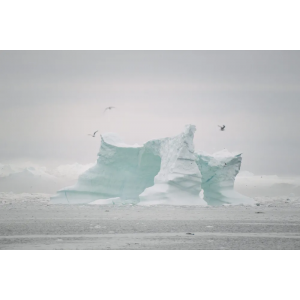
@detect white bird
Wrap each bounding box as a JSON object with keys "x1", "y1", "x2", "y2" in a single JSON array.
[
  {"x1": 104, "y1": 106, "x2": 116, "y2": 112},
  {"x1": 88, "y1": 130, "x2": 98, "y2": 137},
  {"x1": 218, "y1": 125, "x2": 225, "y2": 131}
]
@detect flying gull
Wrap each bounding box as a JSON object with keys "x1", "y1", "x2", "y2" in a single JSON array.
[
  {"x1": 88, "y1": 130, "x2": 98, "y2": 137},
  {"x1": 218, "y1": 125, "x2": 225, "y2": 131}
]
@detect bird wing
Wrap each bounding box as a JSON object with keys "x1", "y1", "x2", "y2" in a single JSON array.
[{"x1": 94, "y1": 130, "x2": 98, "y2": 135}]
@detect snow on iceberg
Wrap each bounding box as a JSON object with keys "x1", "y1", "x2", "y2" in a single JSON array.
[{"x1": 50, "y1": 125, "x2": 254, "y2": 206}]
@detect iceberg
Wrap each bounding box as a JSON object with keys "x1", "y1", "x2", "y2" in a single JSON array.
[
  {"x1": 196, "y1": 150, "x2": 254, "y2": 205},
  {"x1": 50, "y1": 125, "x2": 254, "y2": 206}
]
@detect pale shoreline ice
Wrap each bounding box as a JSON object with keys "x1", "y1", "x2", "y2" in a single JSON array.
[
  {"x1": 0, "y1": 192, "x2": 300, "y2": 250},
  {"x1": 1, "y1": 192, "x2": 299, "y2": 207}
]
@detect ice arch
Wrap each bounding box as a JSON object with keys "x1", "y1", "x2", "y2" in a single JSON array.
[{"x1": 50, "y1": 125, "x2": 254, "y2": 206}]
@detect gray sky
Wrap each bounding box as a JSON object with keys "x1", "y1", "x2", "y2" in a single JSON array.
[{"x1": 0, "y1": 51, "x2": 299, "y2": 175}]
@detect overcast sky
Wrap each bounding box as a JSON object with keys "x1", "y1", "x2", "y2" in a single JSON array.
[{"x1": 0, "y1": 51, "x2": 299, "y2": 175}]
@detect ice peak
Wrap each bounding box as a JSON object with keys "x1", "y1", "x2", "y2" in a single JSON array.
[{"x1": 183, "y1": 124, "x2": 196, "y2": 136}]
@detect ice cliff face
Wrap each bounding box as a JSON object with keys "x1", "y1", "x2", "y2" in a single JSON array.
[
  {"x1": 50, "y1": 125, "x2": 254, "y2": 206},
  {"x1": 140, "y1": 125, "x2": 206, "y2": 205},
  {"x1": 196, "y1": 150, "x2": 254, "y2": 205},
  {"x1": 51, "y1": 133, "x2": 162, "y2": 204}
]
